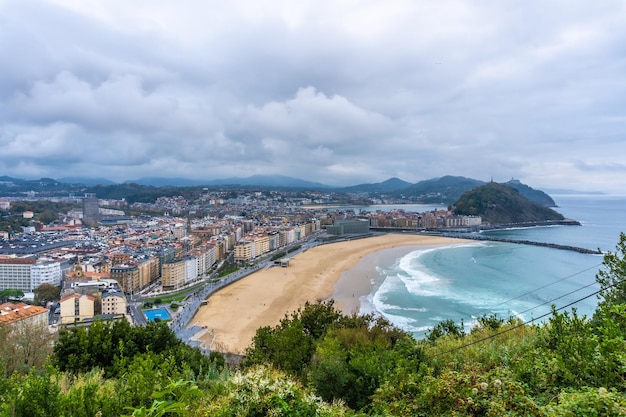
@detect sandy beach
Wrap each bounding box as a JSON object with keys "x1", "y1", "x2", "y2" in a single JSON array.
[{"x1": 191, "y1": 234, "x2": 469, "y2": 354}]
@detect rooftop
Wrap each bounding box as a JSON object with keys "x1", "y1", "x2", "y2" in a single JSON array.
[{"x1": 0, "y1": 301, "x2": 48, "y2": 325}]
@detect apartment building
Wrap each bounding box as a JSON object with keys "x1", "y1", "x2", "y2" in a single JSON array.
[
  {"x1": 60, "y1": 293, "x2": 95, "y2": 324},
  {"x1": 136, "y1": 257, "x2": 159, "y2": 289},
  {"x1": 234, "y1": 240, "x2": 254, "y2": 262},
  {"x1": 0, "y1": 257, "x2": 36, "y2": 292},
  {"x1": 253, "y1": 233, "x2": 270, "y2": 258},
  {"x1": 191, "y1": 244, "x2": 216, "y2": 277},
  {"x1": 0, "y1": 302, "x2": 48, "y2": 329},
  {"x1": 183, "y1": 256, "x2": 198, "y2": 283},
  {"x1": 268, "y1": 232, "x2": 280, "y2": 251},
  {"x1": 161, "y1": 258, "x2": 186, "y2": 291},
  {"x1": 279, "y1": 228, "x2": 296, "y2": 247},
  {"x1": 101, "y1": 290, "x2": 127, "y2": 316},
  {"x1": 31, "y1": 259, "x2": 62, "y2": 288},
  {"x1": 110, "y1": 264, "x2": 140, "y2": 295}
]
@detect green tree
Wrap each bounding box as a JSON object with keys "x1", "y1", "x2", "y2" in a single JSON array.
[
  {"x1": 53, "y1": 319, "x2": 217, "y2": 379},
  {"x1": 595, "y1": 232, "x2": 626, "y2": 312},
  {"x1": 426, "y1": 318, "x2": 465, "y2": 342},
  {"x1": 33, "y1": 283, "x2": 61, "y2": 305},
  {"x1": 0, "y1": 289, "x2": 24, "y2": 302},
  {"x1": 309, "y1": 319, "x2": 420, "y2": 411},
  {"x1": 2, "y1": 370, "x2": 62, "y2": 417},
  {"x1": 244, "y1": 300, "x2": 342, "y2": 377}
]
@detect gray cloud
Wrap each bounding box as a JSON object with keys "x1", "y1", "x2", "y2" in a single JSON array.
[{"x1": 0, "y1": 0, "x2": 625, "y2": 192}]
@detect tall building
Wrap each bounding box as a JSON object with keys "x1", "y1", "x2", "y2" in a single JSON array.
[
  {"x1": 110, "y1": 264, "x2": 140, "y2": 295},
  {"x1": 161, "y1": 259, "x2": 185, "y2": 291},
  {"x1": 82, "y1": 193, "x2": 100, "y2": 226},
  {"x1": 0, "y1": 257, "x2": 36, "y2": 292},
  {"x1": 101, "y1": 290, "x2": 127, "y2": 316},
  {"x1": 31, "y1": 259, "x2": 62, "y2": 288}
]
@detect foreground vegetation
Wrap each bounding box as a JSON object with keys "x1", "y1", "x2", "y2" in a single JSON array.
[{"x1": 2, "y1": 234, "x2": 626, "y2": 415}]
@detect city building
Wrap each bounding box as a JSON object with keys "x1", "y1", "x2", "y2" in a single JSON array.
[
  {"x1": 110, "y1": 264, "x2": 140, "y2": 295},
  {"x1": 82, "y1": 193, "x2": 100, "y2": 226},
  {"x1": 234, "y1": 240, "x2": 254, "y2": 262},
  {"x1": 161, "y1": 259, "x2": 186, "y2": 291},
  {"x1": 59, "y1": 293, "x2": 95, "y2": 324},
  {"x1": 101, "y1": 290, "x2": 127, "y2": 316},
  {"x1": 183, "y1": 255, "x2": 198, "y2": 283},
  {"x1": 0, "y1": 302, "x2": 48, "y2": 329},
  {"x1": 0, "y1": 257, "x2": 36, "y2": 292},
  {"x1": 31, "y1": 259, "x2": 62, "y2": 288}
]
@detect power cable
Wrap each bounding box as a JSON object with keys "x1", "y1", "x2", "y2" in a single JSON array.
[
  {"x1": 493, "y1": 263, "x2": 602, "y2": 308},
  {"x1": 424, "y1": 263, "x2": 603, "y2": 333},
  {"x1": 427, "y1": 278, "x2": 621, "y2": 359},
  {"x1": 516, "y1": 279, "x2": 599, "y2": 317}
]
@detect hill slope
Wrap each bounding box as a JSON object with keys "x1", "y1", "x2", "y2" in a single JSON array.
[
  {"x1": 339, "y1": 177, "x2": 413, "y2": 193},
  {"x1": 400, "y1": 175, "x2": 486, "y2": 203},
  {"x1": 453, "y1": 182, "x2": 564, "y2": 224},
  {"x1": 504, "y1": 179, "x2": 557, "y2": 207}
]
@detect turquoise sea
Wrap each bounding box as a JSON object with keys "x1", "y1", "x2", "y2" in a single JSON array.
[{"x1": 358, "y1": 195, "x2": 626, "y2": 339}]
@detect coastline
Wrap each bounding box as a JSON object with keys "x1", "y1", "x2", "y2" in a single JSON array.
[
  {"x1": 191, "y1": 234, "x2": 470, "y2": 354},
  {"x1": 332, "y1": 245, "x2": 431, "y2": 316}
]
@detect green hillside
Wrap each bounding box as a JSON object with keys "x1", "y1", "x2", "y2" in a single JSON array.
[
  {"x1": 400, "y1": 175, "x2": 485, "y2": 203},
  {"x1": 454, "y1": 182, "x2": 564, "y2": 224},
  {"x1": 504, "y1": 179, "x2": 557, "y2": 207}
]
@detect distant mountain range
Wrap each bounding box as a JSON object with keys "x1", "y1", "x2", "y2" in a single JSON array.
[
  {"x1": 0, "y1": 174, "x2": 586, "y2": 206},
  {"x1": 123, "y1": 175, "x2": 331, "y2": 189},
  {"x1": 58, "y1": 177, "x2": 118, "y2": 186}
]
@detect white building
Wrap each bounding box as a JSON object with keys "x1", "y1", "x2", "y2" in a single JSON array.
[
  {"x1": 184, "y1": 256, "x2": 199, "y2": 283},
  {"x1": 0, "y1": 257, "x2": 36, "y2": 292},
  {"x1": 31, "y1": 259, "x2": 62, "y2": 288}
]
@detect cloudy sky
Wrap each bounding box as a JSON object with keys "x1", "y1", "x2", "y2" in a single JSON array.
[{"x1": 1, "y1": 1, "x2": 625, "y2": 193}]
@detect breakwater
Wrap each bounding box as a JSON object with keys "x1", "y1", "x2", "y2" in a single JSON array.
[
  {"x1": 442, "y1": 233, "x2": 602, "y2": 255},
  {"x1": 478, "y1": 219, "x2": 582, "y2": 229},
  {"x1": 443, "y1": 219, "x2": 602, "y2": 255},
  {"x1": 378, "y1": 219, "x2": 602, "y2": 255}
]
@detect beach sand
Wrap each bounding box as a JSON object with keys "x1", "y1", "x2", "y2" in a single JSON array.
[{"x1": 191, "y1": 234, "x2": 469, "y2": 354}]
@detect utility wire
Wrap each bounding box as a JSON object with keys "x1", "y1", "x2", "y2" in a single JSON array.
[
  {"x1": 427, "y1": 279, "x2": 620, "y2": 359},
  {"x1": 516, "y1": 279, "x2": 599, "y2": 316},
  {"x1": 493, "y1": 263, "x2": 602, "y2": 308},
  {"x1": 433, "y1": 263, "x2": 603, "y2": 331}
]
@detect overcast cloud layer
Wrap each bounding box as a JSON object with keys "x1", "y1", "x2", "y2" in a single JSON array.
[{"x1": 1, "y1": 0, "x2": 625, "y2": 193}]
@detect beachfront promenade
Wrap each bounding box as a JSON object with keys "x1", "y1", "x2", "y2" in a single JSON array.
[
  {"x1": 166, "y1": 240, "x2": 321, "y2": 353},
  {"x1": 168, "y1": 264, "x2": 263, "y2": 353}
]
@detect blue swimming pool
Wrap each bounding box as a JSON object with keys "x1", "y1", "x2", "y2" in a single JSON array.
[{"x1": 144, "y1": 308, "x2": 172, "y2": 322}]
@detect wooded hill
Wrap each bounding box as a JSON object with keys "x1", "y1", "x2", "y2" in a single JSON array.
[{"x1": 453, "y1": 182, "x2": 565, "y2": 225}]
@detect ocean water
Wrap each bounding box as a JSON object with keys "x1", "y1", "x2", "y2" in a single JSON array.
[{"x1": 361, "y1": 195, "x2": 626, "y2": 339}]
